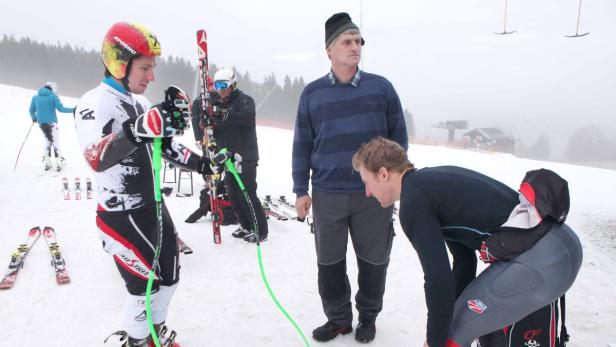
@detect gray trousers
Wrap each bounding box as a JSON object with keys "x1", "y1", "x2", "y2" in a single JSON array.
[
  {"x1": 449, "y1": 223, "x2": 583, "y2": 346},
  {"x1": 312, "y1": 191, "x2": 394, "y2": 325}
]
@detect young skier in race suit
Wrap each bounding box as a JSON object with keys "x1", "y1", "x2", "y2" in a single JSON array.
[{"x1": 74, "y1": 22, "x2": 236, "y2": 347}]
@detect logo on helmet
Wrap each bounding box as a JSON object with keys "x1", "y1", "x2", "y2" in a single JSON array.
[{"x1": 113, "y1": 36, "x2": 137, "y2": 55}]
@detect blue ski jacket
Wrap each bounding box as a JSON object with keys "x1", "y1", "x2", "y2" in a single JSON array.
[{"x1": 29, "y1": 87, "x2": 75, "y2": 124}]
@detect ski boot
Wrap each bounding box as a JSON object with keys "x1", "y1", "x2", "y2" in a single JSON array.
[
  {"x1": 104, "y1": 331, "x2": 150, "y2": 347},
  {"x1": 152, "y1": 323, "x2": 180, "y2": 347},
  {"x1": 104, "y1": 325, "x2": 180, "y2": 347},
  {"x1": 43, "y1": 156, "x2": 53, "y2": 171},
  {"x1": 231, "y1": 227, "x2": 250, "y2": 238},
  {"x1": 56, "y1": 157, "x2": 66, "y2": 172},
  {"x1": 243, "y1": 232, "x2": 267, "y2": 243}
]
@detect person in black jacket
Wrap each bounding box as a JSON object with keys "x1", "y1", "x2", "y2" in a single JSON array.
[
  {"x1": 351, "y1": 137, "x2": 582, "y2": 347},
  {"x1": 192, "y1": 68, "x2": 268, "y2": 242}
]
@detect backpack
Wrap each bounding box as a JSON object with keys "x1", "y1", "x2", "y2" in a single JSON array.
[
  {"x1": 484, "y1": 169, "x2": 570, "y2": 260},
  {"x1": 478, "y1": 296, "x2": 569, "y2": 347},
  {"x1": 217, "y1": 196, "x2": 238, "y2": 226},
  {"x1": 198, "y1": 183, "x2": 239, "y2": 226},
  {"x1": 479, "y1": 169, "x2": 571, "y2": 347}
]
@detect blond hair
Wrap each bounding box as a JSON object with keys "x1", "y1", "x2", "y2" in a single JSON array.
[{"x1": 352, "y1": 137, "x2": 414, "y2": 174}]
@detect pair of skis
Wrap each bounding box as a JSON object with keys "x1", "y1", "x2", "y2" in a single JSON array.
[
  {"x1": 62, "y1": 177, "x2": 93, "y2": 200},
  {"x1": 38, "y1": 160, "x2": 66, "y2": 177},
  {"x1": 262, "y1": 195, "x2": 295, "y2": 221},
  {"x1": 262, "y1": 195, "x2": 314, "y2": 225},
  {"x1": 0, "y1": 226, "x2": 70, "y2": 289}
]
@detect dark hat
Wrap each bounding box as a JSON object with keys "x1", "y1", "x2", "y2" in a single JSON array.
[{"x1": 325, "y1": 12, "x2": 365, "y2": 48}]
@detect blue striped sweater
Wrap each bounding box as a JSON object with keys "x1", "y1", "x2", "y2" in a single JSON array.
[{"x1": 292, "y1": 70, "x2": 408, "y2": 196}]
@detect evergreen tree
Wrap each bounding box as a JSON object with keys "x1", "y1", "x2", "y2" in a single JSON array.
[
  {"x1": 0, "y1": 35, "x2": 306, "y2": 129},
  {"x1": 527, "y1": 134, "x2": 551, "y2": 160},
  {"x1": 403, "y1": 108, "x2": 416, "y2": 139},
  {"x1": 565, "y1": 126, "x2": 610, "y2": 163}
]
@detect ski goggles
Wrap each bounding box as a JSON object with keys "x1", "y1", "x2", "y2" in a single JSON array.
[{"x1": 214, "y1": 80, "x2": 231, "y2": 91}]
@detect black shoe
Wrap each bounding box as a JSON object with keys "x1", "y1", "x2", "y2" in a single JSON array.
[
  {"x1": 243, "y1": 232, "x2": 268, "y2": 243},
  {"x1": 312, "y1": 320, "x2": 352, "y2": 342},
  {"x1": 185, "y1": 209, "x2": 204, "y2": 223},
  {"x1": 232, "y1": 227, "x2": 250, "y2": 238},
  {"x1": 355, "y1": 320, "x2": 376, "y2": 343}
]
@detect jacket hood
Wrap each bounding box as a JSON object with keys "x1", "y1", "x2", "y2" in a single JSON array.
[{"x1": 37, "y1": 87, "x2": 53, "y2": 96}]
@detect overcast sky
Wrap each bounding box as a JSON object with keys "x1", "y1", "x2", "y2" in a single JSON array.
[{"x1": 1, "y1": 0, "x2": 615, "y2": 153}]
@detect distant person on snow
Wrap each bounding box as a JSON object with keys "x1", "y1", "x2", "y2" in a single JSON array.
[
  {"x1": 28, "y1": 81, "x2": 75, "y2": 171},
  {"x1": 351, "y1": 137, "x2": 583, "y2": 347},
  {"x1": 192, "y1": 68, "x2": 268, "y2": 243},
  {"x1": 74, "y1": 22, "x2": 237, "y2": 347}
]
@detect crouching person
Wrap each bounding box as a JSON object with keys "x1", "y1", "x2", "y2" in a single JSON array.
[{"x1": 351, "y1": 137, "x2": 582, "y2": 347}]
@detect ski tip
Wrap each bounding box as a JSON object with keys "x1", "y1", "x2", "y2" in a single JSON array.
[
  {"x1": 28, "y1": 226, "x2": 42, "y2": 236},
  {"x1": 56, "y1": 277, "x2": 71, "y2": 285}
]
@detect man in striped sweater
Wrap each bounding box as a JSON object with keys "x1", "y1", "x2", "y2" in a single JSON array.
[{"x1": 292, "y1": 12, "x2": 408, "y2": 344}]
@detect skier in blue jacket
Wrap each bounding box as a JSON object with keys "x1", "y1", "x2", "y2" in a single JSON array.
[{"x1": 29, "y1": 82, "x2": 75, "y2": 171}]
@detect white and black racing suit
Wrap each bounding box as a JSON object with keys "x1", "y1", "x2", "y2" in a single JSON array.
[{"x1": 75, "y1": 77, "x2": 203, "y2": 339}]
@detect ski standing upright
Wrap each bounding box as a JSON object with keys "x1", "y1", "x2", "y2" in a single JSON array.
[
  {"x1": 196, "y1": 29, "x2": 222, "y2": 244},
  {"x1": 86, "y1": 177, "x2": 93, "y2": 199},
  {"x1": 74, "y1": 177, "x2": 82, "y2": 200},
  {"x1": 62, "y1": 177, "x2": 70, "y2": 200}
]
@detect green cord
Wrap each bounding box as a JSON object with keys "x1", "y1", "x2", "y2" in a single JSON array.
[
  {"x1": 146, "y1": 137, "x2": 163, "y2": 347},
  {"x1": 257, "y1": 245, "x2": 311, "y2": 347},
  {"x1": 222, "y1": 148, "x2": 310, "y2": 347}
]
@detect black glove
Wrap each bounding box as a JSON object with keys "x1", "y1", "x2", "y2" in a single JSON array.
[
  {"x1": 211, "y1": 105, "x2": 230, "y2": 120},
  {"x1": 122, "y1": 86, "x2": 191, "y2": 146},
  {"x1": 212, "y1": 150, "x2": 242, "y2": 174},
  {"x1": 197, "y1": 155, "x2": 214, "y2": 177}
]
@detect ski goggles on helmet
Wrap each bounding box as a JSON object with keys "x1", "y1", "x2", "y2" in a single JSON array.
[{"x1": 214, "y1": 80, "x2": 231, "y2": 91}]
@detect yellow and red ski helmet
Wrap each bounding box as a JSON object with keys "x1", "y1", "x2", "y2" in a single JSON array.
[{"x1": 101, "y1": 22, "x2": 161, "y2": 79}]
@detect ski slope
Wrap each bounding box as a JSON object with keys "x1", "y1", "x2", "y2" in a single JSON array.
[{"x1": 0, "y1": 84, "x2": 615, "y2": 346}]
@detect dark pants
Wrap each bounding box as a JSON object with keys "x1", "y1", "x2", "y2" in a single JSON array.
[
  {"x1": 224, "y1": 160, "x2": 268, "y2": 237},
  {"x1": 449, "y1": 223, "x2": 583, "y2": 346},
  {"x1": 312, "y1": 191, "x2": 394, "y2": 325},
  {"x1": 96, "y1": 203, "x2": 180, "y2": 295},
  {"x1": 39, "y1": 123, "x2": 60, "y2": 157}
]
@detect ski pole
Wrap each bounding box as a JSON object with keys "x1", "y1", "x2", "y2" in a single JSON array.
[
  {"x1": 13, "y1": 122, "x2": 35, "y2": 172},
  {"x1": 220, "y1": 148, "x2": 311, "y2": 347},
  {"x1": 146, "y1": 137, "x2": 164, "y2": 347}
]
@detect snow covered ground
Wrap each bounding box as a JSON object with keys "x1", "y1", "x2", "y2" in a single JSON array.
[{"x1": 0, "y1": 84, "x2": 614, "y2": 346}]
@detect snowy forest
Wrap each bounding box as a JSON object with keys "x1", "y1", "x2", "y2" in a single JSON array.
[
  {"x1": 0, "y1": 34, "x2": 300, "y2": 127},
  {"x1": 1, "y1": 34, "x2": 615, "y2": 168},
  {"x1": 0, "y1": 35, "x2": 418, "y2": 133}
]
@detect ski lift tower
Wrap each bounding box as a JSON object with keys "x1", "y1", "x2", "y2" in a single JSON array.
[{"x1": 433, "y1": 120, "x2": 469, "y2": 143}]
